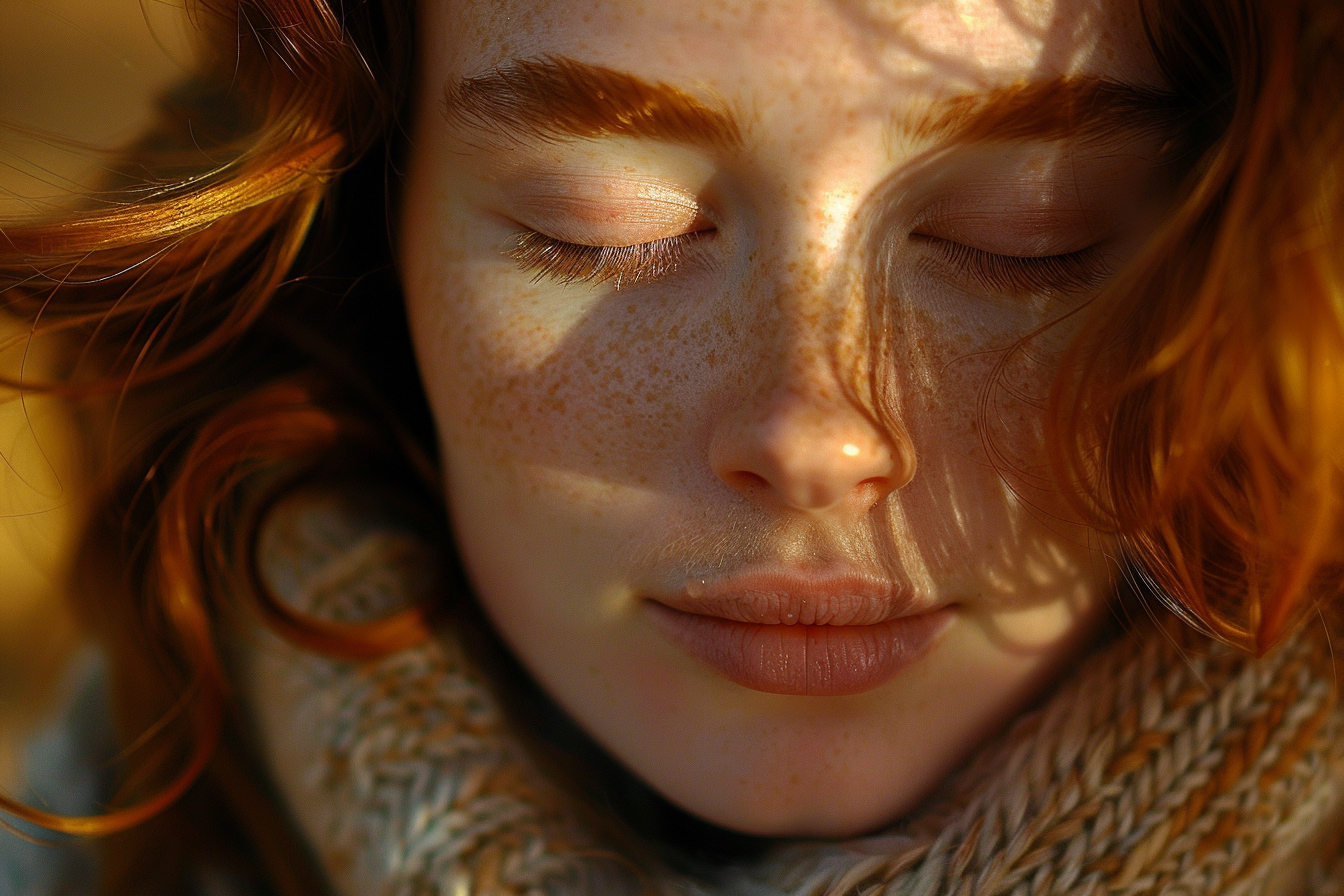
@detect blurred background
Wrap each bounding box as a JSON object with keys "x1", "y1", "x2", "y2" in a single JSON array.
[
  {"x1": 0, "y1": 0, "x2": 191, "y2": 217},
  {"x1": 0, "y1": 0, "x2": 191, "y2": 791}
]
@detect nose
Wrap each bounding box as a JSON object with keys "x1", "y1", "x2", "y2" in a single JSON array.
[{"x1": 709, "y1": 381, "x2": 915, "y2": 514}]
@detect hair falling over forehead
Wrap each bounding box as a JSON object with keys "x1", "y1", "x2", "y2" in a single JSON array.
[{"x1": 0, "y1": 0, "x2": 1341, "y2": 875}]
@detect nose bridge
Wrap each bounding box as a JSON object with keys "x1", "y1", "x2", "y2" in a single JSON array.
[
  {"x1": 750, "y1": 203, "x2": 874, "y2": 421},
  {"x1": 764, "y1": 256, "x2": 886, "y2": 455},
  {"x1": 710, "y1": 225, "x2": 913, "y2": 514},
  {"x1": 758, "y1": 295, "x2": 863, "y2": 422}
]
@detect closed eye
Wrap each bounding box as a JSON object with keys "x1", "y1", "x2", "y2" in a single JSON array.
[
  {"x1": 913, "y1": 234, "x2": 1115, "y2": 297},
  {"x1": 507, "y1": 228, "x2": 715, "y2": 290},
  {"x1": 507, "y1": 229, "x2": 1112, "y2": 296}
]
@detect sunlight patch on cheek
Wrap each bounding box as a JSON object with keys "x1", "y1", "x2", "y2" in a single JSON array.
[
  {"x1": 945, "y1": 475, "x2": 1103, "y2": 598},
  {"x1": 1018, "y1": 538, "x2": 1086, "y2": 589},
  {"x1": 447, "y1": 465, "x2": 674, "y2": 633},
  {"x1": 971, "y1": 581, "x2": 1099, "y2": 652},
  {"x1": 427, "y1": 273, "x2": 606, "y2": 450},
  {"x1": 460, "y1": 275, "x2": 592, "y2": 363},
  {"x1": 510, "y1": 459, "x2": 670, "y2": 514},
  {"x1": 452, "y1": 453, "x2": 676, "y2": 566},
  {"x1": 591, "y1": 581, "x2": 640, "y2": 625}
]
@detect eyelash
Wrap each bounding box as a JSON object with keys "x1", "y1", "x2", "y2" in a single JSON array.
[
  {"x1": 508, "y1": 229, "x2": 711, "y2": 290},
  {"x1": 506, "y1": 229, "x2": 1114, "y2": 297},
  {"x1": 914, "y1": 235, "x2": 1114, "y2": 297}
]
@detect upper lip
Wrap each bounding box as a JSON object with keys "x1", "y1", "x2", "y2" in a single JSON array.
[{"x1": 650, "y1": 568, "x2": 926, "y2": 626}]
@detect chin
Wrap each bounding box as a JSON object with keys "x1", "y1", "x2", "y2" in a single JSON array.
[
  {"x1": 649, "y1": 753, "x2": 943, "y2": 840},
  {"x1": 684, "y1": 788, "x2": 923, "y2": 840}
]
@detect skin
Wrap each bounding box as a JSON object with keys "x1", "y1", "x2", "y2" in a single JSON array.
[{"x1": 400, "y1": 0, "x2": 1171, "y2": 837}]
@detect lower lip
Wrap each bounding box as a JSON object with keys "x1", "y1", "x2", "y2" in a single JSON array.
[{"x1": 646, "y1": 603, "x2": 954, "y2": 697}]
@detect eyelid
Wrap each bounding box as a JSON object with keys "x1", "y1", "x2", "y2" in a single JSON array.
[
  {"x1": 912, "y1": 234, "x2": 1114, "y2": 296},
  {"x1": 507, "y1": 228, "x2": 713, "y2": 290},
  {"x1": 504, "y1": 174, "x2": 704, "y2": 245},
  {"x1": 916, "y1": 196, "x2": 1113, "y2": 256}
]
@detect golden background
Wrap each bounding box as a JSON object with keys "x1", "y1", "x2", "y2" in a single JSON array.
[{"x1": 0, "y1": 0, "x2": 191, "y2": 786}]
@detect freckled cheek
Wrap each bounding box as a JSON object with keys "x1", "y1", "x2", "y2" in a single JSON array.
[
  {"x1": 886, "y1": 301, "x2": 1089, "y2": 569},
  {"x1": 897, "y1": 301, "x2": 1066, "y2": 466},
  {"x1": 421, "y1": 269, "x2": 729, "y2": 489}
]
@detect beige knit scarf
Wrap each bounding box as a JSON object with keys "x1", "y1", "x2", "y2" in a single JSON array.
[{"x1": 234, "y1": 491, "x2": 1344, "y2": 896}]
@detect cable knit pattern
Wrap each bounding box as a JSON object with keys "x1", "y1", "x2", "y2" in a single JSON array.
[
  {"x1": 235, "y1": 492, "x2": 642, "y2": 896},
  {"x1": 234, "y1": 491, "x2": 1344, "y2": 896}
]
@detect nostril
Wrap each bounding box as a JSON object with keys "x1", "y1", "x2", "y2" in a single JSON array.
[
  {"x1": 721, "y1": 469, "x2": 773, "y2": 499},
  {"x1": 708, "y1": 391, "x2": 916, "y2": 513},
  {"x1": 856, "y1": 475, "x2": 899, "y2": 509}
]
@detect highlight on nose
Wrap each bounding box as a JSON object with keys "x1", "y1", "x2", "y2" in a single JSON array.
[{"x1": 709, "y1": 398, "x2": 914, "y2": 513}]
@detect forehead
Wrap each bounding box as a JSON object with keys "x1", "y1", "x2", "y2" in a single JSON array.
[{"x1": 424, "y1": 0, "x2": 1158, "y2": 95}]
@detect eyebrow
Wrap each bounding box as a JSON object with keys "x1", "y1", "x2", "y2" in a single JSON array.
[
  {"x1": 443, "y1": 55, "x2": 742, "y2": 150},
  {"x1": 443, "y1": 56, "x2": 1188, "y2": 152},
  {"x1": 902, "y1": 76, "x2": 1190, "y2": 145}
]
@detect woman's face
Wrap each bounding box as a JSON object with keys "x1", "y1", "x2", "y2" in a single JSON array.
[{"x1": 401, "y1": 0, "x2": 1171, "y2": 837}]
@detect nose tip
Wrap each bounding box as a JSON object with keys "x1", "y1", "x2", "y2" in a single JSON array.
[{"x1": 710, "y1": 402, "x2": 914, "y2": 513}]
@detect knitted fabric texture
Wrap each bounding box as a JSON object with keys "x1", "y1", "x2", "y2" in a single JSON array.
[{"x1": 233, "y1": 492, "x2": 1344, "y2": 896}]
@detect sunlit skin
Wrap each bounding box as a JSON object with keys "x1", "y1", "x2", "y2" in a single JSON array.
[{"x1": 400, "y1": 0, "x2": 1174, "y2": 837}]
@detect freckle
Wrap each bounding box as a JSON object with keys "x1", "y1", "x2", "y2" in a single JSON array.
[{"x1": 790, "y1": 773, "x2": 800, "y2": 786}]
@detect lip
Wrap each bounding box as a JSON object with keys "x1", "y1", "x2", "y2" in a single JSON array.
[{"x1": 646, "y1": 569, "x2": 954, "y2": 697}]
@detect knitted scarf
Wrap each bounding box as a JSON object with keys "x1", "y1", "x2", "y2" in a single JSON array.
[{"x1": 233, "y1": 491, "x2": 1344, "y2": 896}]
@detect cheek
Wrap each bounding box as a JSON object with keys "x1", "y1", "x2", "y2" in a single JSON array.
[
  {"x1": 891, "y1": 293, "x2": 1067, "y2": 458},
  {"x1": 403, "y1": 216, "x2": 743, "y2": 500},
  {"x1": 874, "y1": 292, "x2": 1106, "y2": 600},
  {"x1": 421, "y1": 290, "x2": 710, "y2": 490}
]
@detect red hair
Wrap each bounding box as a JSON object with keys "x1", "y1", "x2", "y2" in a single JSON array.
[
  {"x1": 0, "y1": 1, "x2": 428, "y2": 885},
  {"x1": 1050, "y1": 0, "x2": 1344, "y2": 652},
  {"x1": 0, "y1": 0, "x2": 1340, "y2": 886}
]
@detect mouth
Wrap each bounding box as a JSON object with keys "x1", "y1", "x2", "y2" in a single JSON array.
[{"x1": 645, "y1": 569, "x2": 954, "y2": 697}]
